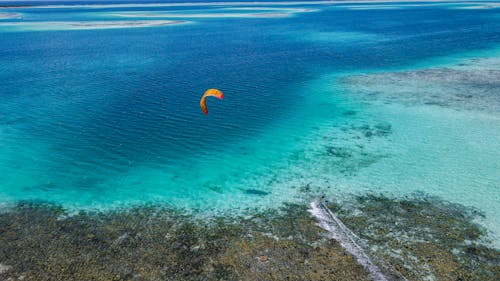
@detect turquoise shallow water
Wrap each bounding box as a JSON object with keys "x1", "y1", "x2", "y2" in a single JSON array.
[{"x1": 0, "y1": 1, "x2": 499, "y2": 243}]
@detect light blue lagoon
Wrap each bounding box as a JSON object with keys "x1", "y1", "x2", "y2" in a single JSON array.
[{"x1": 1, "y1": 1, "x2": 499, "y2": 246}]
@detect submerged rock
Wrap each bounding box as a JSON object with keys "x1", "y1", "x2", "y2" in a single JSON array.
[
  {"x1": 326, "y1": 146, "x2": 353, "y2": 158},
  {"x1": 244, "y1": 189, "x2": 270, "y2": 196},
  {"x1": 204, "y1": 182, "x2": 223, "y2": 193},
  {"x1": 343, "y1": 110, "x2": 357, "y2": 116},
  {"x1": 374, "y1": 122, "x2": 392, "y2": 136}
]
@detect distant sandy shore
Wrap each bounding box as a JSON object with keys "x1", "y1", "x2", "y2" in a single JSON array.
[{"x1": 0, "y1": 1, "x2": 482, "y2": 9}]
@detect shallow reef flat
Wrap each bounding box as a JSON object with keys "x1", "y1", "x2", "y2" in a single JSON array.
[
  {"x1": 0, "y1": 20, "x2": 185, "y2": 31},
  {"x1": 0, "y1": 195, "x2": 498, "y2": 281},
  {"x1": 339, "y1": 56, "x2": 500, "y2": 113}
]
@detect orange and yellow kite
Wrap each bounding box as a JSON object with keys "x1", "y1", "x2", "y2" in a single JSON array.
[{"x1": 200, "y1": 88, "x2": 224, "y2": 115}]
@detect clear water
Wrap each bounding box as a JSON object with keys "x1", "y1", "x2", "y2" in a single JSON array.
[{"x1": 1, "y1": 1, "x2": 499, "y2": 242}]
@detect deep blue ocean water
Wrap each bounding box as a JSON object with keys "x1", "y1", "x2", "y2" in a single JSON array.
[{"x1": 1, "y1": 1, "x2": 499, "y2": 242}]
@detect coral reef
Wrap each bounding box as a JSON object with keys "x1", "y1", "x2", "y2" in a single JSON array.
[
  {"x1": 0, "y1": 195, "x2": 498, "y2": 280},
  {"x1": 329, "y1": 194, "x2": 500, "y2": 281},
  {"x1": 340, "y1": 57, "x2": 500, "y2": 113},
  {"x1": 0, "y1": 202, "x2": 368, "y2": 281}
]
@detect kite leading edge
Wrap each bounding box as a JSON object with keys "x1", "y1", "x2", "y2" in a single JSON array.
[{"x1": 200, "y1": 88, "x2": 224, "y2": 115}]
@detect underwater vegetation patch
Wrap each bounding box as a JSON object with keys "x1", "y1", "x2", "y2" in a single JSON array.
[
  {"x1": 320, "y1": 121, "x2": 391, "y2": 176},
  {"x1": 340, "y1": 57, "x2": 500, "y2": 113},
  {"x1": 243, "y1": 189, "x2": 269, "y2": 196},
  {"x1": 0, "y1": 194, "x2": 498, "y2": 280}
]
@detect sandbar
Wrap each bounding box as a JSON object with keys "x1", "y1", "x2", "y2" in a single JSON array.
[
  {"x1": 0, "y1": 12, "x2": 21, "y2": 19},
  {"x1": 0, "y1": 20, "x2": 186, "y2": 31},
  {"x1": 110, "y1": 11, "x2": 293, "y2": 18}
]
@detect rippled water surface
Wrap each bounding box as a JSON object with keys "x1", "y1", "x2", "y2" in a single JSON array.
[{"x1": 1, "y1": 1, "x2": 499, "y2": 242}]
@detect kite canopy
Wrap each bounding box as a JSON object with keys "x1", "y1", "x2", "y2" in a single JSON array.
[{"x1": 200, "y1": 88, "x2": 224, "y2": 114}]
